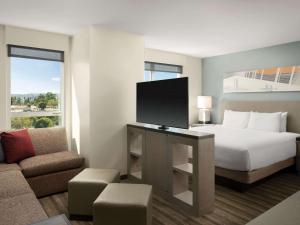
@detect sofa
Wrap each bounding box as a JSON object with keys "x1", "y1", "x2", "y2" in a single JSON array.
[
  {"x1": 0, "y1": 127, "x2": 85, "y2": 225},
  {"x1": 0, "y1": 170, "x2": 47, "y2": 225}
]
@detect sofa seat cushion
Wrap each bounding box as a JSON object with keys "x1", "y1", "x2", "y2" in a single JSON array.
[
  {"x1": 0, "y1": 193, "x2": 47, "y2": 225},
  {"x1": 0, "y1": 170, "x2": 32, "y2": 200},
  {"x1": 20, "y1": 151, "x2": 84, "y2": 178},
  {"x1": 0, "y1": 163, "x2": 21, "y2": 172}
]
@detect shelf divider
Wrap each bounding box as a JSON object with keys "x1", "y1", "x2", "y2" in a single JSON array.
[
  {"x1": 174, "y1": 190, "x2": 193, "y2": 206},
  {"x1": 131, "y1": 171, "x2": 142, "y2": 179},
  {"x1": 130, "y1": 149, "x2": 142, "y2": 157},
  {"x1": 173, "y1": 163, "x2": 193, "y2": 175}
]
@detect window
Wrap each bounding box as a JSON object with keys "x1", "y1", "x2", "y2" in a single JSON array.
[
  {"x1": 144, "y1": 61, "x2": 182, "y2": 81},
  {"x1": 8, "y1": 45, "x2": 64, "y2": 129}
]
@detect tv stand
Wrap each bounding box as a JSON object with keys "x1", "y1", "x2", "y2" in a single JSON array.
[
  {"x1": 127, "y1": 122, "x2": 215, "y2": 216},
  {"x1": 158, "y1": 125, "x2": 168, "y2": 130}
]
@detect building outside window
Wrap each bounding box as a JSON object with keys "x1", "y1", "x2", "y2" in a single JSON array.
[
  {"x1": 144, "y1": 61, "x2": 182, "y2": 81},
  {"x1": 8, "y1": 45, "x2": 64, "y2": 129}
]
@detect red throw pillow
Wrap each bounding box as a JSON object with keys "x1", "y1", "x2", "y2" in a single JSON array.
[{"x1": 0, "y1": 129, "x2": 35, "y2": 163}]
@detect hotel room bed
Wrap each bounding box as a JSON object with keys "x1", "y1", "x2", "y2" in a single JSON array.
[
  {"x1": 191, "y1": 125, "x2": 298, "y2": 171},
  {"x1": 191, "y1": 100, "x2": 300, "y2": 185}
]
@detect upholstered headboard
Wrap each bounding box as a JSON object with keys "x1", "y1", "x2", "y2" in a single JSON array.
[{"x1": 219, "y1": 101, "x2": 300, "y2": 134}]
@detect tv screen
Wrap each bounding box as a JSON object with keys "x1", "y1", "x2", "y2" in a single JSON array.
[{"x1": 136, "y1": 77, "x2": 189, "y2": 129}]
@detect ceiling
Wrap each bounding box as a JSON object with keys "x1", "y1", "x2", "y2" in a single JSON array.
[{"x1": 0, "y1": 0, "x2": 300, "y2": 57}]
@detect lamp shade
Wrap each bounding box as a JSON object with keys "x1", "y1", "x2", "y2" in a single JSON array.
[{"x1": 197, "y1": 96, "x2": 212, "y2": 109}]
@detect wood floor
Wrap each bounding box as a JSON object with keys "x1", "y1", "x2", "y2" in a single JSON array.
[{"x1": 39, "y1": 171, "x2": 300, "y2": 225}]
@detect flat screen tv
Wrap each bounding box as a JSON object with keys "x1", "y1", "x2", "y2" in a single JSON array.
[{"x1": 136, "y1": 77, "x2": 189, "y2": 129}]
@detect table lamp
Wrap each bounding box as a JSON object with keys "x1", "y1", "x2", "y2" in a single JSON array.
[{"x1": 197, "y1": 96, "x2": 212, "y2": 124}]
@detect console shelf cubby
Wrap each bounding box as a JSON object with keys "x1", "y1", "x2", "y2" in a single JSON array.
[
  {"x1": 171, "y1": 140, "x2": 194, "y2": 207},
  {"x1": 127, "y1": 127, "x2": 145, "y2": 182}
]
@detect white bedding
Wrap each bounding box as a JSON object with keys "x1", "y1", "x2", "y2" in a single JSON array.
[{"x1": 190, "y1": 125, "x2": 299, "y2": 171}]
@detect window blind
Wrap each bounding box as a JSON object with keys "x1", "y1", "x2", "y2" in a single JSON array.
[
  {"x1": 145, "y1": 61, "x2": 183, "y2": 74},
  {"x1": 8, "y1": 45, "x2": 64, "y2": 62}
]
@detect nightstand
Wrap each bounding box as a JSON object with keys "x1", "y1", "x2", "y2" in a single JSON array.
[{"x1": 296, "y1": 137, "x2": 300, "y2": 173}]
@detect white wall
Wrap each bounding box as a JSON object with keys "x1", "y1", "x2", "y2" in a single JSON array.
[
  {"x1": 0, "y1": 26, "x2": 71, "y2": 144},
  {"x1": 0, "y1": 25, "x2": 5, "y2": 129},
  {"x1": 145, "y1": 49, "x2": 202, "y2": 123},
  {"x1": 71, "y1": 28, "x2": 90, "y2": 164},
  {"x1": 4, "y1": 26, "x2": 69, "y2": 50},
  {"x1": 71, "y1": 26, "x2": 144, "y2": 173}
]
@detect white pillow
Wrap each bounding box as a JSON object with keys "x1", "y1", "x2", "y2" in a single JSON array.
[
  {"x1": 247, "y1": 112, "x2": 281, "y2": 132},
  {"x1": 280, "y1": 112, "x2": 288, "y2": 132},
  {"x1": 223, "y1": 110, "x2": 250, "y2": 129}
]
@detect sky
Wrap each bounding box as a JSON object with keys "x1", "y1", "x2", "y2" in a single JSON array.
[
  {"x1": 11, "y1": 57, "x2": 62, "y2": 94},
  {"x1": 144, "y1": 71, "x2": 179, "y2": 81},
  {"x1": 11, "y1": 58, "x2": 178, "y2": 94}
]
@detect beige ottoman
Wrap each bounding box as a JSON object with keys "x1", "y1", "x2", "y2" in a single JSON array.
[
  {"x1": 68, "y1": 168, "x2": 120, "y2": 216},
  {"x1": 93, "y1": 183, "x2": 152, "y2": 225},
  {"x1": 246, "y1": 191, "x2": 300, "y2": 225}
]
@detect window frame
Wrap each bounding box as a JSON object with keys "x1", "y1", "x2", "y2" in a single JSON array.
[
  {"x1": 8, "y1": 46, "x2": 65, "y2": 129},
  {"x1": 144, "y1": 61, "x2": 183, "y2": 81},
  {"x1": 8, "y1": 44, "x2": 64, "y2": 62}
]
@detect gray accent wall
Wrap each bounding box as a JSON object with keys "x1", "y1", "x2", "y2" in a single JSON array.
[{"x1": 202, "y1": 41, "x2": 300, "y2": 123}]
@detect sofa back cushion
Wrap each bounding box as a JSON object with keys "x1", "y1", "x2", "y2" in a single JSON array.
[{"x1": 28, "y1": 127, "x2": 68, "y2": 155}]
